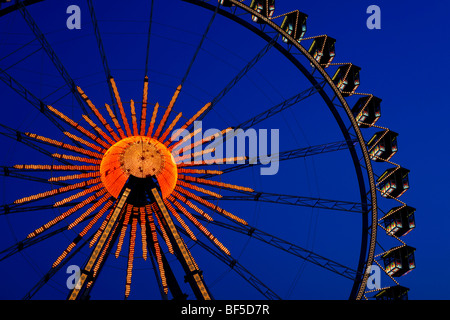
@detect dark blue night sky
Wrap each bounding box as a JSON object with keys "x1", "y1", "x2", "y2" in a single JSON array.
[{"x1": 0, "y1": 0, "x2": 448, "y2": 300}]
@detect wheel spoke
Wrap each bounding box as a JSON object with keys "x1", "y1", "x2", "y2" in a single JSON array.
[
  {"x1": 199, "y1": 82, "x2": 326, "y2": 156},
  {"x1": 200, "y1": 140, "x2": 356, "y2": 178},
  {"x1": 143, "y1": 0, "x2": 155, "y2": 77},
  {"x1": 0, "y1": 210, "x2": 94, "y2": 262},
  {"x1": 68, "y1": 187, "x2": 130, "y2": 300},
  {"x1": 0, "y1": 0, "x2": 43, "y2": 18},
  {"x1": 177, "y1": 226, "x2": 282, "y2": 300},
  {"x1": 180, "y1": 3, "x2": 219, "y2": 87},
  {"x1": 192, "y1": 213, "x2": 358, "y2": 280},
  {"x1": 86, "y1": 0, "x2": 115, "y2": 108},
  {"x1": 23, "y1": 232, "x2": 95, "y2": 300},
  {"x1": 151, "y1": 184, "x2": 212, "y2": 300},
  {"x1": 0, "y1": 67, "x2": 68, "y2": 134},
  {"x1": 0, "y1": 165, "x2": 69, "y2": 187},
  {"x1": 0, "y1": 202, "x2": 80, "y2": 216},
  {"x1": 195, "y1": 35, "x2": 279, "y2": 124},
  {"x1": 0, "y1": 123, "x2": 72, "y2": 165},
  {"x1": 236, "y1": 81, "x2": 326, "y2": 130},
  {"x1": 144, "y1": 218, "x2": 171, "y2": 300},
  {"x1": 16, "y1": 0, "x2": 88, "y2": 114},
  {"x1": 203, "y1": 189, "x2": 365, "y2": 214}
]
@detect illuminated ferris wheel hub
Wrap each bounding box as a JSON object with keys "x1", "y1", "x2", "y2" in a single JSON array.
[{"x1": 100, "y1": 135, "x2": 178, "y2": 200}]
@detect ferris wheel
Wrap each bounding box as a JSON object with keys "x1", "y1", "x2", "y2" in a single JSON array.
[{"x1": 0, "y1": 0, "x2": 415, "y2": 300}]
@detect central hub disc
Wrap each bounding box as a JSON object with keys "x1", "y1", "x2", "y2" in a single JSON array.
[
  {"x1": 121, "y1": 138, "x2": 164, "y2": 178},
  {"x1": 100, "y1": 136, "x2": 177, "y2": 201}
]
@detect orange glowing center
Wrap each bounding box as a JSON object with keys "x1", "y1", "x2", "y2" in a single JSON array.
[{"x1": 100, "y1": 136, "x2": 177, "y2": 199}]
